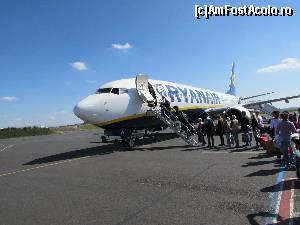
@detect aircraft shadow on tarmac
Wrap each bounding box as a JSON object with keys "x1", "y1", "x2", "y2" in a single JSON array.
[{"x1": 23, "y1": 133, "x2": 179, "y2": 166}]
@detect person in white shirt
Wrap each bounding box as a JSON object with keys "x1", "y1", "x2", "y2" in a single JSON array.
[
  {"x1": 231, "y1": 115, "x2": 240, "y2": 148},
  {"x1": 255, "y1": 111, "x2": 264, "y2": 132},
  {"x1": 269, "y1": 111, "x2": 282, "y2": 160}
]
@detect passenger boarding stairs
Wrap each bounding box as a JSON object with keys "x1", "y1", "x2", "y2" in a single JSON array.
[
  {"x1": 147, "y1": 107, "x2": 198, "y2": 146},
  {"x1": 135, "y1": 74, "x2": 198, "y2": 146}
]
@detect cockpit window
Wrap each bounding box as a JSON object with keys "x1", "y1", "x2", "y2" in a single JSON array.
[
  {"x1": 96, "y1": 88, "x2": 112, "y2": 94},
  {"x1": 111, "y1": 88, "x2": 119, "y2": 95},
  {"x1": 96, "y1": 87, "x2": 128, "y2": 95},
  {"x1": 119, "y1": 88, "x2": 128, "y2": 94}
]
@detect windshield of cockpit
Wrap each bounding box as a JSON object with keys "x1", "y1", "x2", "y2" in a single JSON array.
[{"x1": 95, "y1": 88, "x2": 128, "y2": 95}]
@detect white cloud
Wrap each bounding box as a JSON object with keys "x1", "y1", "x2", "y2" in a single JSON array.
[
  {"x1": 1, "y1": 96, "x2": 17, "y2": 101},
  {"x1": 55, "y1": 110, "x2": 68, "y2": 115},
  {"x1": 86, "y1": 80, "x2": 98, "y2": 84},
  {"x1": 71, "y1": 61, "x2": 87, "y2": 71},
  {"x1": 112, "y1": 42, "x2": 132, "y2": 50},
  {"x1": 257, "y1": 58, "x2": 300, "y2": 73},
  {"x1": 15, "y1": 118, "x2": 23, "y2": 122},
  {"x1": 49, "y1": 116, "x2": 56, "y2": 120}
]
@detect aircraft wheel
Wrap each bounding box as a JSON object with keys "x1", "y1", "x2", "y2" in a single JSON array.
[{"x1": 101, "y1": 136, "x2": 107, "y2": 143}]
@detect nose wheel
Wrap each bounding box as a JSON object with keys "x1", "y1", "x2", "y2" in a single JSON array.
[{"x1": 101, "y1": 136, "x2": 107, "y2": 143}]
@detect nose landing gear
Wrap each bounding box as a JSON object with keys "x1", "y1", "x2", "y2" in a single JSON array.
[{"x1": 101, "y1": 136, "x2": 108, "y2": 143}]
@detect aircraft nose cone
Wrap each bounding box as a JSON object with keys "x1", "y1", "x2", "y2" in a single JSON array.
[
  {"x1": 73, "y1": 104, "x2": 82, "y2": 119},
  {"x1": 73, "y1": 95, "x2": 105, "y2": 123},
  {"x1": 73, "y1": 102, "x2": 87, "y2": 120}
]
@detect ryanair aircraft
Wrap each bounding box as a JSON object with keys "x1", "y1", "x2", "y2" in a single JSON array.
[{"x1": 74, "y1": 64, "x2": 300, "y2": 146}]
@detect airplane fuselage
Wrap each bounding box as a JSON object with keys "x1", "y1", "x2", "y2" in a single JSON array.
[{"x1": 74, "y1": 78, "x2": 239, "y2": 131}]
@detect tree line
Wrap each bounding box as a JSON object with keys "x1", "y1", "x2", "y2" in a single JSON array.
[{"x1": 0, "y1": 127, "x2": 53, "y2": 139}]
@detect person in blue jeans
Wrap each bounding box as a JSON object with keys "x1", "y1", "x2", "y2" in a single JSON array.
[
  {"x1": 240, "y1": 111, "x2": 251, "y2": 146},
  {"x1": 223, "y1": 117, "x2": 232, "y2": 146},
  {"x1": 276, "y1": 112, "x2": 297, "y2": 170},
  {"x1": 269, "y1": 111, "x2": 282, "y2": 161},
  {"x1": 231, "y1": 115, "x2": 240, "y2": 148}
]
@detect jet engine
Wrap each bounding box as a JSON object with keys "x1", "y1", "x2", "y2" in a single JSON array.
[{"x1": 225, "y1": 105, "x2": 251, "y2": 121}]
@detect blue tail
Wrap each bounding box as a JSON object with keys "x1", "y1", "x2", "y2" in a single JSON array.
[{"x1": 226, "y1": 63, "x2": 236, "y2": 96}]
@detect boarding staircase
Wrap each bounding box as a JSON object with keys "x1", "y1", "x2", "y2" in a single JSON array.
[
  {"x1": 147, "y1": 107, "x2": 198, "y2": 146},
  {"x1": 135, "y1": 74, "x2": 198, "y2": 146}
]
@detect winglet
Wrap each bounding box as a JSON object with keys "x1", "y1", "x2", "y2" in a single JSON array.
[{"x1": 226, "y1": 62, "x2": 236, "y2": 96}]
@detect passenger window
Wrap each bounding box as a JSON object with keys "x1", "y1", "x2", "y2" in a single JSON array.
[
  {"x1": 96, "y1": 88, "x2": 112, "y2": 94},
  {"x1": 111, "y1": 88, "x2": 119, "y2": 95}
]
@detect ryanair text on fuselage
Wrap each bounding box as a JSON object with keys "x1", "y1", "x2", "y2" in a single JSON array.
[{"x1": 153, "y1": 83, "x2": 221, "y2": 105}]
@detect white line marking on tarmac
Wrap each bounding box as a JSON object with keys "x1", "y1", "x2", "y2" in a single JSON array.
[
  {"x1": 271, "y1": 191, "x2": 283, "y2": 224},
  {"x1": 265, "y1": 167, "x2": 285, "y2": 225},
  {"x1": 0, "y1": 155, "x2": 92, "y2": 178},
  {"x1": 289, "y1": 180, "x2": 295, "y2": 225},
  {"x1": 0, "y1": 145, "x2": 14, "y2": 153}
]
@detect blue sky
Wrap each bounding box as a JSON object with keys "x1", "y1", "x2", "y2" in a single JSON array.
[{"x1": 0, "y1": 0, "x2": 300, "y2": 127}]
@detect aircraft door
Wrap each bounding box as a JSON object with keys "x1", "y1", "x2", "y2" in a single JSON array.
[{"x1": 135, "y1": 75, "x2": 155, "y2": 103}]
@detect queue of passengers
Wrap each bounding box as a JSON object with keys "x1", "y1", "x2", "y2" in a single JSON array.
[
  {"x1": 196, "y1": 111, "x2": 264, "y2": 148},
  {"x1": 160, "y1": 99, "x2": 265, "y2": 148},
  {"x1": 160, "y1": 99, "x2": 300, "y2": 170},
  {"x1": 198, "y1": 108, "x2": 300, "y2": 170}
]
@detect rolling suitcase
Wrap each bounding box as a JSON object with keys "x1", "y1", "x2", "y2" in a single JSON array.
[
  {"x1": 265, "y1": 140, "x2": 276, "y2": 155},
  {"x1": 259, "y1": 135, "x2": 268, "y2": 150},
  {"x1": 291, "y1": 134, "x2": 300, "y2": 178}
]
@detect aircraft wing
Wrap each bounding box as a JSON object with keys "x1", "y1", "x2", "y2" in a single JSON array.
[{"x1": 242, "y1": 94, "x2": 300, "y2": 108}]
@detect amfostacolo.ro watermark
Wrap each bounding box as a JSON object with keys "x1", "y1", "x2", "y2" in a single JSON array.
[{"x1": 195, "y1": 5, "x2": 294, "y2": 20}]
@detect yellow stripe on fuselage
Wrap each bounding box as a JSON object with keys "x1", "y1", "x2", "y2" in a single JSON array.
[
  {"x1": 96, "y1": 104, "x2": 224, "y2": 127},
  {"x1": 97, "y1": 113, "x2": 147, "y2": 127},
  {"x1": 179, "y1": 104, "x2": 224, "y2": 110}
]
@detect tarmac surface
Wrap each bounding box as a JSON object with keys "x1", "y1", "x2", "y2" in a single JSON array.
[{"x1": 0, "y1": 130, "x2": 299, "y2": 225}]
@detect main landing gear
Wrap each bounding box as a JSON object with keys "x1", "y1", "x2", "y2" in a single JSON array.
[
  {"x1": 122, "y1": 136, "x2": 135, "y2": 148},
  {"x1": 120, "y1": 129, "x2": 145, "y2": 148}
]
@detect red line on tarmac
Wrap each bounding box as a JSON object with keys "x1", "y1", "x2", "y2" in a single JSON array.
[{"x1": 277, "y1": 179, "x2": 292, "y2": 224}]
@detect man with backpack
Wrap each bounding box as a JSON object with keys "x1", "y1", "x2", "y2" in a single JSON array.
[
  {"x1": 203, "y1": 114, "x2": 215, "y2": 148},
  {"x1": 240, "y1": 111, "x2": 251, "y2": 146}
]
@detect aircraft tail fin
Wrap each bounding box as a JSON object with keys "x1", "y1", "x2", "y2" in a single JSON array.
[{"x1": 226, "y1": 62, "x2": 236, "y2": 96}]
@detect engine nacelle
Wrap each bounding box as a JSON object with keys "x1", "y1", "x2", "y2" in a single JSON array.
[{"x1": 225, "y1": 105, "x2": 251, "y2": 121}]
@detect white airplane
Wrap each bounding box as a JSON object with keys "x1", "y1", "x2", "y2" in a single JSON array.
[{"x1": 74, "y1": 64, "x2": 300, "y2": 146}]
